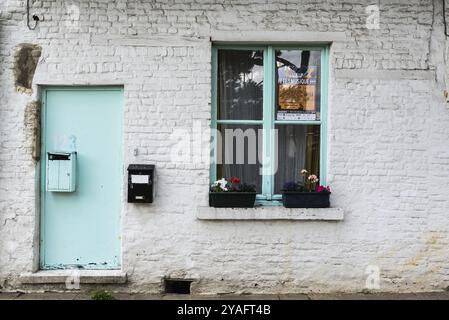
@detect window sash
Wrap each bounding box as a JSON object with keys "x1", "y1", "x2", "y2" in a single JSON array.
[{"x1": 211, "y1": 45, "x2": 329, "y2": 200}]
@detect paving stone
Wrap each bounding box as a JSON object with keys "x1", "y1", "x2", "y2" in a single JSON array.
[{"x1": 2, "y1": 292, "x2": 449, "y2": 300}]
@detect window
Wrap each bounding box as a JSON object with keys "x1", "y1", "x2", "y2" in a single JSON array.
[{"x1": 211, "y1": 45, "x2": 329, "y2": 202}]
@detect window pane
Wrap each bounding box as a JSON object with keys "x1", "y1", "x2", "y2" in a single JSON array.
[
  {"x1": 217, "y1": 49, "x2": 264, "y2": 120},
  {"x1": 275, "y1": 50, "x2": 321, "y2": 121},
  {"x1": 216, "y1": 124, "x2": 262, "y2": 193},
  {"x1": 274, "y1": 125, "x2": 320, "y2": 194}
]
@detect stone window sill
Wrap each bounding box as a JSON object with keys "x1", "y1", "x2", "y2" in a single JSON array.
[
  {"x1": 20, "y1": 270, "x2": 127, "y2": 285},
  {"x1": 197, "y1": 206, "x2": 344, "y2": 221}
]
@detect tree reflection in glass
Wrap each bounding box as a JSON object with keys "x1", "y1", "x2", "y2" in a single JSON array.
[
  {"x1": 275, "y1": 50, "x2": 321, "y2": 120},
  {"x1": 217, "y1": 50, "x2": 264, "y2": 120}
]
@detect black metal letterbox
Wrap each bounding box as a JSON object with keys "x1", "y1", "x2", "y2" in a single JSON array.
[{"x1": 127, "y1": 164, "x2": 155, "y2": 203}]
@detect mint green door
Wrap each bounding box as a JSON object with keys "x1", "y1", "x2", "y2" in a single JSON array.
[{"x1": 41, "y1": 87, "x2": 123, "y2": 269}]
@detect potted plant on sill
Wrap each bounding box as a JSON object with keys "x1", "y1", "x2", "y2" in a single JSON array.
[
  {"x1": 209, "y1": 177, "x2": 257, "y2": 208},
  {"x1": 281, "y1": 170, "x2": 331, "y2": 208}
]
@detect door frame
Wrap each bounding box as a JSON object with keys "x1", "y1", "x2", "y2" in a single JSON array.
[{"x1": 39, "y1": 86, "x2": 124, "y2": 270}]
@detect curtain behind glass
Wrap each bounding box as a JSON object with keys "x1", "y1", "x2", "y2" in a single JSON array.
[
  {"x1": 274, "y1": 125, "x2": 320, "y2": 194},
  {"x1": 217, "y1": 124, "x2": 262, "y2": 193},
  {"x1": 216, "y1": 49, "x2": 264, "y2": 192},
  {"x1": 218, "y1": 50, "x2": 264, "y2": 120}
]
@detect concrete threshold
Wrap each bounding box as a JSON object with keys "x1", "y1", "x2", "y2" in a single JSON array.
[{"x1": 19, "y1": 270, "x2": 127, "y2": 285}]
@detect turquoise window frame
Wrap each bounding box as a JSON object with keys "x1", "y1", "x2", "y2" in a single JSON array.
[{"x1": 211, "y1": 44, "x2": 329, "y2": 204}]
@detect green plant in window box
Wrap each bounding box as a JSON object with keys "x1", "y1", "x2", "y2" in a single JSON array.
[
  {"x1": 281, "y1": 170, "x2": 331, "y2": 208},
  {"x1": 209, "y1": 177, "x2": 257, "y2": 208}
]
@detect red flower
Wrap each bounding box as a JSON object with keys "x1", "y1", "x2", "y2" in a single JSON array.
[
  {"x1": 230, "y1": 177, "x2": 241, "y2": 184},
  {"x1": 316, "y1": 185, "x2": 331, "y2": 193}
]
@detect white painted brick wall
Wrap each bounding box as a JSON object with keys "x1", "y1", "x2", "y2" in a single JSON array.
[{"x1": 1, "y1": 0, "x2": 449, "y2": 293}]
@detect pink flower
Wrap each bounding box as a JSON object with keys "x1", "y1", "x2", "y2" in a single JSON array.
[
  {"x1": 308, "y1": 174, "x2": 319, "y2": 183},
  {"x1": 316, "y1": 185, "x2": 331, "y2": 193}
]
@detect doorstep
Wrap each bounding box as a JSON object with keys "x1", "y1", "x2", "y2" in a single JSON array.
[
  {"x1": 196, "y1": 206, "x2": 344, "y2": 221},
  {"x1": 20, "y1": 270, "x2": 127, "y2": 285}
]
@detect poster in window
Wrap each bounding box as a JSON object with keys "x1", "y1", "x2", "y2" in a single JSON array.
[{"x1": 277, "y1": 66, "x2": 318, "y2": 121}]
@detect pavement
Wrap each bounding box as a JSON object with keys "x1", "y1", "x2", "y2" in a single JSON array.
[{"x1": 1, "y1": 292, "x2": 449, "y2": 300}]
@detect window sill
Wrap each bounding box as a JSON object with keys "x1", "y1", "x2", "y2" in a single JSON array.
[
  {"x1": 197, "y1": 206, "x2": 344, "y2": 221},
  {"x1": 20, "y1": 270, "x2": 127, "y2": 285}
]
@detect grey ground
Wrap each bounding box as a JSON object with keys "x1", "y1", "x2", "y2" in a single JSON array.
[{"x1": 1, "y1": 292, "x2": 449, "y2": 300}]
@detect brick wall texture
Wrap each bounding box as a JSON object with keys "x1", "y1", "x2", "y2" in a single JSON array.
[{"x1": 1, "y1": 0, "x2": 449, "y2": 293}]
